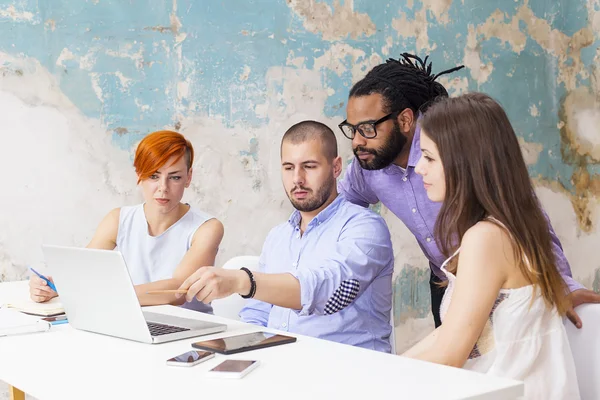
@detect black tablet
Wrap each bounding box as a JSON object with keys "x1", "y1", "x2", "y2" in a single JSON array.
[{"x1": 192, "y1": 331, "x2": 297, "y2": 355}]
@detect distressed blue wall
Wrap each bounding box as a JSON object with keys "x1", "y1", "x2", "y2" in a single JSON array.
[{"x1": 1, "y1": 1, "x2": 597, "y2": 186}]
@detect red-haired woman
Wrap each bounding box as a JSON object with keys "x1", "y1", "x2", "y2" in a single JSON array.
[{"x1": 29, "y1": 130, "x2": 224, "y2": 311}]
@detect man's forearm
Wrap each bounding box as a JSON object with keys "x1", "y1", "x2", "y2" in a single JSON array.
[
  {"x1": 544, "y1": 211, "x2": 585, "y2": 293},
  {"x1": 552, "y1": 246, "x2": 584, "y2": 293},
  {"x1": 236, "y1": 270, "x2": 302, "y2": 310}
]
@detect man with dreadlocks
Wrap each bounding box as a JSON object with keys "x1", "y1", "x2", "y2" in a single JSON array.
[{"x1": 338, "y1": 53, "x2": 599, "y2": 330}]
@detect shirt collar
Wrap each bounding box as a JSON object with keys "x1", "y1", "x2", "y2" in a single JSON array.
[
  {"x1": 287, "y1": 193, "x2": 345, "y2": 229},
  {"x1": 407, "y1": 115, "x2": 423, "y2": 168}
]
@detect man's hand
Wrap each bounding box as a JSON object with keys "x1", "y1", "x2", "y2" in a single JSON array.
[
  {"x1": 177, "y1": 267, "x2": 251, "y2": 303},
  {"x1": 566, "y1": 288, "x2": 600, "y2": 328}
]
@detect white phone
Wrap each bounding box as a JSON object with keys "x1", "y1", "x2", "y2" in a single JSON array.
[
  {"x1": 166, "y1": 350, "x2": 215, "y2": 367},
  {"x1": 207, "y1": 359, "x2": 260, "y2": 379}
]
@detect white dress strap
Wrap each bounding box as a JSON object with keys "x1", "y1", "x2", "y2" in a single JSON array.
[{"x1": 440, "y1": 247, "x2": 461, "y2": 274}]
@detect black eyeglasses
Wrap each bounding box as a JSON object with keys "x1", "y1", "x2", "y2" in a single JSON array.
[{"x1": 338, "y1": 111, "x2": 399, "y2": 140}]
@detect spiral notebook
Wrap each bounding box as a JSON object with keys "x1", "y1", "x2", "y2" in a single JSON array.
[{"x1": 0, "y1": 308, "x2": 51, "y2": 337}]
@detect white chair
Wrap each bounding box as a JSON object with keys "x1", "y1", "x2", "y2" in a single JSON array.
[
  {"x1": 211, "y1": 256, "x2": 260, "y2": 321},
  {"x1": 565, "y1": 303, "x2": 600, "y2": 399}
]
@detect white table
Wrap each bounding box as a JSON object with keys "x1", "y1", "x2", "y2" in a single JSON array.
[{"x1": 0, "y1": 281, "x2": 524, "y2": 400}]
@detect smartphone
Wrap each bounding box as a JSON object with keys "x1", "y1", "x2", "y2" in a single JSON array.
[
  {"x1": 192, "y1": 331, "x2": 297, "y2": 354},
  {"x1": 166, "y1": 350, "x2": 214, "y2": 367},
  {"x1": 207, "y1": 359, "x2": 260, "y2": 379}
]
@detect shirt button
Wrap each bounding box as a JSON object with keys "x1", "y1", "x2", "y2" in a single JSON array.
[
  {"x1": 411, "y1": 208, "x2": 416, "y2": 213},
  {"x1": 426, "y1": 237, "x2": 432, "y2": 242},
  {"x1": 281, "y1": 322, "x2": 287, "y2": 328},
  {"x1": 292, "y1": 262, "x2": 298, "y2": 267},
  {"x1": 402, "y1": 177, "x2": 407, "y2": 182}
]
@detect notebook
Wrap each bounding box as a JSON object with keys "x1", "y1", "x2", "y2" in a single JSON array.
[
  {"x1": 0, "y1": 308, "x2": 51, "y2": 336},
  {"x1": 5, "y1": 297, "x2": 65, "y2": 317}
]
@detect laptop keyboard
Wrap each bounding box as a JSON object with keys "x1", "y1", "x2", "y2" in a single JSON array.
[{"x1": 147, "y1": 321, "x2": 190, "y2": 336}]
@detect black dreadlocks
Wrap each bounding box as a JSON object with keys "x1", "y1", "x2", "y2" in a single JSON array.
[{"x1": 349, "y1": 53, "x2": 465, "y2": 114}]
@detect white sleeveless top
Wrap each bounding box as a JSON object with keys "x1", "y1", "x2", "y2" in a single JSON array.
[
  {"x1": 439, "y1": 222, "x2": 580, "y2": 400},
  {"x1": 116, "y1": 203, "x2": 215, "y2": 313}
]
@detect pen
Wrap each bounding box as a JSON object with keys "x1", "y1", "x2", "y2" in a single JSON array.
[
  {"x1": 29, "y1": 267, "x2": 58, "y2": 292},
  {"x1": 146, "y1": 289, "x2": 188, "y2": 295}
]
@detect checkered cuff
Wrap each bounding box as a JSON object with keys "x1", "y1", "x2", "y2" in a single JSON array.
[{"x1": 324, "y1": 279, "x2": 360, "y2": 315}]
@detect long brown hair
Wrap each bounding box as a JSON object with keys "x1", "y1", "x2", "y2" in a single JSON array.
[{"x1": 421, "y1": 92, "x2": 569, "y2": 314}]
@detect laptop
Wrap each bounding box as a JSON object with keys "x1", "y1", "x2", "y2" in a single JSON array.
[{"x1": 41, "y1": 244, "x2": 227, "y2": 344}]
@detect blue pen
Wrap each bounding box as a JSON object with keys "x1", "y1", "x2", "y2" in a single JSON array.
[{"x1": 29, "y1": 267, "x2": 58, "y2": 293}]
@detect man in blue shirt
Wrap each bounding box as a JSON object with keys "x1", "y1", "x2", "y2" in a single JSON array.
[{"x1": 179, "y1": 120, "x2": 395, "y2": 352}]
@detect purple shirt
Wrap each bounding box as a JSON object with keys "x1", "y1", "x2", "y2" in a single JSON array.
[{"x1": 338, "y1": 124, "x2": 583, "y2": 292}]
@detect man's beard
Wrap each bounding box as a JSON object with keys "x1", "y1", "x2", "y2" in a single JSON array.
[
  {"x1": 353, "y1": 122, "x2": 407, "y2": 170},
  {"x1": 287, "y1": 175, "x2": 335, "y2": 212}
]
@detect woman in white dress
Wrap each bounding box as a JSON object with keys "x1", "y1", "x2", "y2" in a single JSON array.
[
  {"x1": 403, "y1": 92, "x2": 580, "y2": 399},
  {"x1": 29, "y1": 130, "x2": 224, "y2": 311}
]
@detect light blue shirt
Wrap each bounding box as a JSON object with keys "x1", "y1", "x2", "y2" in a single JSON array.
[{"x1": 240, "y1": 194, "x2": 394, "y2": 353}]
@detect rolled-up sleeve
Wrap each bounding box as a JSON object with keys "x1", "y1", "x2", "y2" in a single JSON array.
[
  {"x1": 240, "y1": 298, "x2": 272, "y2": 327},
  {"x1": 239, "y1": 235, "x2": 274, "y2": 326},
  {"x1": 338, "y1": 159, "x2": 379, "y2": 208},
  {"x1": 543, "y1": 210, "x2": 584, "y2": 292},
  {"x1": 291, "y1": 212, "x2": 393, "y2": 316}
]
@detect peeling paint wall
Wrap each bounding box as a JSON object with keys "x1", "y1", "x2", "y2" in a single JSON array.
[{"x1": 0, "y1": 0, "x2": 599, "y2": 361}]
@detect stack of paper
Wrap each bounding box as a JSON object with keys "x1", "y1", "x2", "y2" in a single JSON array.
[
  {"x1": 5, "y1": 297, "x2": 64, "y2": 317},
  {"x1": 0, "y1": 308, "x2": 51, "y2": 336}
]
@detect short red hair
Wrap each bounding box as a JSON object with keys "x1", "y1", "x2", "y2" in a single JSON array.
[{"x1": 134, "y1": 130, "x2": 194, "y2": 183}]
